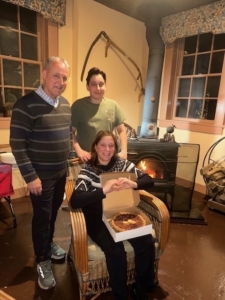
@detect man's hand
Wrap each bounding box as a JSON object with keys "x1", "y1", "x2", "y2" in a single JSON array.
[
  {"x1": 27, "y1": 178, "x2": 42, "y2": 196},
  {"x1": 77, "y1": 149, "x2": 91, "y2": 163},
  {"x1": 118, "y1": 150, "x2": 127, "y2": 159}
]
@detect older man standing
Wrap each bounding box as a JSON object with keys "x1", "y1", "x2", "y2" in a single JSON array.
[{"x1": 10, "y1": 57, "x2": 71, "y2": 290}]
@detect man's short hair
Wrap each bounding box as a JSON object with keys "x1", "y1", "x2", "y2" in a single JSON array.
[
  {"x1": 86, "y1": 67, "x2": 106, "y2": 85},
  {"x1": 44, "y1": 56, "x2": 70, "y2": 71}
]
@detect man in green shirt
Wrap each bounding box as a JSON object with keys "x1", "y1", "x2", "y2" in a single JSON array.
[{"x1": 71, "y1": 67, "x2": 127, "y2": 163}]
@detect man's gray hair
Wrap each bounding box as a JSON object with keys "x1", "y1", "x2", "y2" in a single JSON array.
[{"x1": 44, "y1": 56, "x2": 70, "y2": 70}]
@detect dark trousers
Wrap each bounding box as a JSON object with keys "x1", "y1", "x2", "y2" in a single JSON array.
[
  {"x1": 30, "y1": 174, "x2": 66, "y2": 263},
  {"x1": 88, "y1": 223, "x2": 155, "y2": 300}
]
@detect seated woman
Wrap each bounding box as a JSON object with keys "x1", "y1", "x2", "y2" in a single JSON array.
[{"x1": 70, "y1": 130, "x2": 157, "y2": 300}]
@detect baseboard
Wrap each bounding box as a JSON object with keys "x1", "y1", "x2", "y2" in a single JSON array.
[{"x1": 194, "y1": 182, "x2": 207, "y2": 195}]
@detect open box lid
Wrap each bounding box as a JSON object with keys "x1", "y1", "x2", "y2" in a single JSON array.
[{"x1": 100, "y1": 172, "x2": 140, "y2": 211}]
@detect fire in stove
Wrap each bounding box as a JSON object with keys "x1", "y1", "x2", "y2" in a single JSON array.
[
  {"x1": 127, "y1": 139, "x2": 180, "y2": 203},
  {"x1": 137, "y1": 159, "x2": 164, "y2": 179}
]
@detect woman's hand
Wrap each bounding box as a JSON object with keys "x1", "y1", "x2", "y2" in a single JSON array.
[
  {"x1": 102, "y1": 177, "x2": 137, "y2": 194},
  {"x1": 103, "y1": 179, "x2": 120, "y2": 194},
  {"x1": 116, "y1": 177, "x2": 137, "y2": 190}
]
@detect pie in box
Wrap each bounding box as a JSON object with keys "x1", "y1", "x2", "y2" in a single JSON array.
[
  {"x1": 110, "y1": 211, "x2": 146, "y2": 232},
  {"x1": 100, "y1": 172, "x2": 152, "y2": 242}
]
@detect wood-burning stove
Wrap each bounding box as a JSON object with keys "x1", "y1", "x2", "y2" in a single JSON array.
[{"x1": 127, "y1": 138, "x2": 180, "y2": 209}]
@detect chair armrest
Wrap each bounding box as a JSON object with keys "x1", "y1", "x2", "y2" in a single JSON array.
[
  {"x1": 66, "y1": 179, "x2": 89, "y2": 274},
  {"x1": 70, "y1": 208, "x2": 88, "y2": 275},
  {"x1": 139, "y1": 190, "x2": 170, "y2": 253},
  {"x1": 65, "y1": 178, "x2": 76, "y2": 201}
]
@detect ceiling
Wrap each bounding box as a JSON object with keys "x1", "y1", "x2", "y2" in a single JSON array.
[{"x1": 93, "y1": 0, "x2": 219, "y2": 22}]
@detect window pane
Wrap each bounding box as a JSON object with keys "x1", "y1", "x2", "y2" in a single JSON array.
[
  {"x1": 21, "y1": 34, "x2": 38, "y2": 60},
  {"x1": 0, "y1": 0, "x2": 17, "y2": 29},
  {"x1": 195, "y1": 54, "x2": 210, "y2": 74},
  {"x1": 203, "y1": 99, "x2": 217, "y2": 120},
  {"x1": 176, "y1": 99, "x2": 188, "y2": 117},
  {"x1": 210, "y1": 51, "x2": 224, "y2": 73},
  {"x1": 20, "y1": 7, "x2": 37, "y2": 34},
  {"x1": 0, "y1": 28, "x2": 19, "y2": 57},
  {"x1": 198, "y1": 33, "x2": 212, "y2": 52},
  {"x1": 178, "y1": 78, "x2": 191, "y2": 97},
  {"x1": 3, "y1": 59, "x2": 22, "y2": 86},
  {"x1": 191, "y1": 77, "x2": 205, "y2": 97},
  {"x1": 4, "y1": 88, "x2": 21, "y2": 104},
  {"x1": 184, "y1": 36, "x2": 197, "y2": 54},
  {"x1": 24, "y1": 63, "x2": 40, "y2": 88},
  {"x1": 206, "y1": 76, "x2": 221, "y2": 97},
  {"x1": 188, "y1": 99, "x2": 202, "y2": 119},
  {"x1": 182, "y1": 56, "x2": 195, "y2": 75},
  {"x1": 214, "y1": 34, "x2": 225, "y2": 50}
]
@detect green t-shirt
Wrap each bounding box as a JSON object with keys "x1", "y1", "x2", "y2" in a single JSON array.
[{"x1": 71, "y1": 97, "x2": 125, "y2": 151}]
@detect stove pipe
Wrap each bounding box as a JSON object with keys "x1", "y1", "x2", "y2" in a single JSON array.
[{"x1": 138, "y1": 3, "x2": 165, "y2": 138}]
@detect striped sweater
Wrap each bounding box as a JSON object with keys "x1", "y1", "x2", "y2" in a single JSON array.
[
  {"x1": 70, "y1": 156, "x2": 154, "y2": 232},
  {"x1": 10, "y1": 92, "x2": 71, "y2": 183}
]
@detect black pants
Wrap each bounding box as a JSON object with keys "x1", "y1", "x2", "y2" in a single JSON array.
[
  {"x1": 88, "y1": 223, "x2": 155, "y2": 300},
  {"x1": 30, "y1": 174, "x2": 66, "y2": 263}
]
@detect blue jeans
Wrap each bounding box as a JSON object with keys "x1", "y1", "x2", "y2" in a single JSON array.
[{"x1": 30, "y1": 173, "x2": 66, "y2": 263}]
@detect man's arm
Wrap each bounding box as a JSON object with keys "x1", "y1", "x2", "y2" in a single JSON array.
[
  {"x1": 116, "y1": 123, "x2": 127, "y2": 159},
  {"x1": 10, "y1": 99, "x2": 43, "y2": 195},
  {"x1": 72, "y1": 127, "x2": 91, "y2": 163}
]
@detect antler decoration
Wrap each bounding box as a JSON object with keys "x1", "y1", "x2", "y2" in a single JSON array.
[{"x1": 81, "y1": 31, "x2": 145, "y2": 102}]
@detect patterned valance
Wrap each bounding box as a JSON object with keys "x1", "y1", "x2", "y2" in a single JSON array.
[
  {"x1": 3, "y1": 0, "x2": 66, "y2": 26},
  {"x1": 160, "y1": 0, "x2": 225, "y2": 44}
]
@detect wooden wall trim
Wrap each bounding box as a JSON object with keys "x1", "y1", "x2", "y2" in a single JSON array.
[
  {"x1": 158, "y1": 119, "x2": 224, "y2": 135},
  {"x1": 45, "y1": 20, "x2": 59, "y2": 57},
  {"x1": 0, "y1": 118, "x2": 10, "y2": 129}
]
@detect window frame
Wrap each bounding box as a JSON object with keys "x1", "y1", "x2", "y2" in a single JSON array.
[
  {"x1": 0, "y1": 10, "x2": 58, "y2": 129},
  {"x1": 158, "y1": 37, "x2": 225, "y2": 135}
]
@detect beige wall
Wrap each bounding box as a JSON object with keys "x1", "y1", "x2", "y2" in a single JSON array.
[
  {"x1": 58, "y1": 0, "x2": 148, "y2": 131},
  {"x1": 1, "y1": 129, "x2": 10, "y2": 144}
]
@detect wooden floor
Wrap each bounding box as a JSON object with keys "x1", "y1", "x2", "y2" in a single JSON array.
[{"x1": 0, "y1": 192, "x2": 225, "y2": 300}]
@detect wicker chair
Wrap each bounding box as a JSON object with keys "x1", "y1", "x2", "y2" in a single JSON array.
[{"x1": 65, "y1": 179, "x2": 170, "y2": 300}]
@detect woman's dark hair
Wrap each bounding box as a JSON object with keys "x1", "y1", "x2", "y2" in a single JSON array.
[
  {"x1": 89, "y1": 130, "x2": 118, "y2": 170},
  {"x1": 86, "y1": 67, "x2": 106, "y2": 85}
]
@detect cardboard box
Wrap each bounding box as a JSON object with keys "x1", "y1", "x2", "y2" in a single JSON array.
[{"x1": 100, "y1": 172, "x2": 152, "y2": 242}]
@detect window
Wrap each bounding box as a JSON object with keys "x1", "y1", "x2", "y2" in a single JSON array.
[
  {"x1": 176, "y1": 33, "x2": 224, "y2": 121},
  {"x1": 159, "y1": 33, "x2": 225, "y2": 134},
  {"x1": 0, "y1": 0, "x2": 41, "y2": 117}
]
